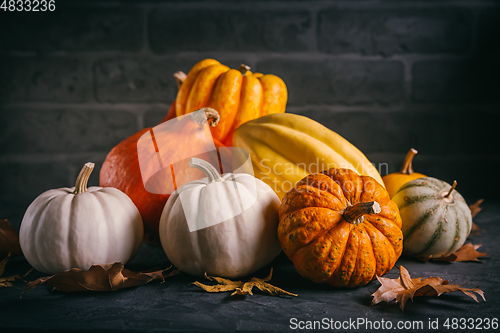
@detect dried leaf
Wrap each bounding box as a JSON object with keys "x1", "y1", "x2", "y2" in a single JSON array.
[
  {"x1": 193, "y1": 268, "x2": 297, "y2": 297},
  {"x1": 0, "y1": 253, "x2": 33, "y2": 288},
  {"x1": 436, "y1": 243, "x2": 487, "y2": 262},
  {"x1": 469, "y1": 199, "x2": 484, "y2": 218},
  {"x1": 372, "y1": 265, "x2": 485, "y2": 311},
  {"x1": 23, "y1": 263, "x2": 178, "y2": 294},
  {"x1": 0, "y1": 219, "x2": 22, "y2": 256}
]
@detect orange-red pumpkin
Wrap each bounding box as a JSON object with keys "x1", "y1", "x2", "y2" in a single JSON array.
[
  {"x1": 100, "y1": 104, "x2": 224, "y2": 244},
  {"x1": 278, "y1": 168, "x2": 403, "y2": 288}
]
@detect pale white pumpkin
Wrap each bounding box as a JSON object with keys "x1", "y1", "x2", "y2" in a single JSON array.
[
  {"x1": 19, "y1": 163, "x2": 144, "y2": 274},
  {"x1": 393, "y1": 177, "x2": 472, "y2": 258},
  {"x1": 159, "y1": 158, "x2": 282, "y2": 278}
]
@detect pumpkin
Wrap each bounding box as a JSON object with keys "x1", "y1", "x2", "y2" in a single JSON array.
[
  {"x1": 100, "y1": 107, "x2": 224, "y2": 245},
  {"x1": 382, "y1": 148, "x2": 426, "y2": 198},
  {"x1": 233, "y1": 113, "x2": 384, "y2": 200},
  {"x1": 175, "y1": 59, "x2": 287, "y2": 145},
  {"x1": 159, "y1": 158, "x2": 282, "y2": 278},
  {"x1": 392, "y1": 177, "x2": 472, "y2": 258},
  {"x1": 19, "y1": 163, "x2": 143, "y2": 274},
  {"x1": 278, "y1": 168, "x2": 403, "y2": 288}
]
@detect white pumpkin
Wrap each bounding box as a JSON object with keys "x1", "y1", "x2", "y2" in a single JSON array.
[
  {"x1": 20, "y1": 162, "x2": 144, "y2": 274},
  {"x1": 159, "y1": 157, "x2": 282, "y2": 278}
]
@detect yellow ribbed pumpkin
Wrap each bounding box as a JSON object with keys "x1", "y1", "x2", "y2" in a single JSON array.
[
  {"x1": 175, "y1": 59, "x2": 287, "y2": 145},
  {"x1": 233, "y1": 113, "x2": 384, "y2": 199}
]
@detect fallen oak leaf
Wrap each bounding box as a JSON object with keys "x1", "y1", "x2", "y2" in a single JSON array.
[
  {"x1": 192, "y1": 273, "x2": 244, "y2": 292},
  {"x1": 469, "y1": 199, "x2": 484, "y2": 219},
  {"x1": 435, "y1": 243, "x2": 487, "y2": 262},
  {"x1": 231, "y1": 268, "x2": 297, "y2": 297},
  {"x1": 0, "y1": 253, "x2": 33, "y2": 288},
  {"x1": 23, "y1": 263, "x2": 178, "y2": 295},
  {"x1": 469, "y1": 199, "x2": 484, "y2": 232},
  {"x1": 192, "y1": 268, "x2": 297, "y2": 297},
  {"x1": 0, "y1": 219, "x2": 22, "y2": 257},
  {"x1": 372, "y1": 265, "x2": 485, "y2": 311}
]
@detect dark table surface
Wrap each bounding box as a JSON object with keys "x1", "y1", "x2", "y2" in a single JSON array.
[{"x1": 1, "y1": 201, "x2": 500, "y2": 333}]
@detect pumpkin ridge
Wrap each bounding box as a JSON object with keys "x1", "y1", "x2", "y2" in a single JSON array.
[
  {"x1": 403, "y1": 206, "x2": 440, "y2": 242},
  {"x1": 347, "y1": 224, "x2": 376, "y2": 287},
  {"x1": 328, "y1": 225, "x2": 360, "y2": 287},
  {"x1": 364, "y1": 222, "x2": 396, "y2": 277},
  {"x1": 396, "y1": 194, "x2": 436, "y2": 211},
  {"x1": 419, "y1": 210, "x2": 446, "y2": 256},
  {"x1": 364, "y1": 215, "x2": 403, "y2": 255},
  {"x1": 396, "y1": 182, "x2": 434, "y2": 195},
  {"x1": 280, "y1": 207, "x2": 343, "y2": 257}
]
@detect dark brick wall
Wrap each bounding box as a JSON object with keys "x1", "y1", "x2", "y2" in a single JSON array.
[{"x1": 1, "y1": 0, "x2": 499, "y2": 229}]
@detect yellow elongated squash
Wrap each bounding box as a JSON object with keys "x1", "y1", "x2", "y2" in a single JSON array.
[{"x1": 233, "y1": 113, "x2": 384, "y2": 199}]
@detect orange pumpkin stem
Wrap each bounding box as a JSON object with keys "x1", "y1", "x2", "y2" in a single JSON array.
[
  {"x1": 400, "y1": 148, "x2": 418, "y2": 175},
  {"x1": 444, "y1": 180, "x2": 457, "y2": 198},
  {"x1": 237, "y1": 64, "x2": 251, "y2": 75},
  {"x1": 174, "y1": 71, "x2": 187, "y2": 89},
  {"x1": 73, "y1": 162, "x2": 95, "y2": 195},
  {"x1": 344, "y1": 201, "x2": 381, "y2": 225}
]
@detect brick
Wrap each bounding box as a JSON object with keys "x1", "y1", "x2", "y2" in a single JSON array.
[
  {"x1": 144, "y1": 108, "x2": 170, "y2": 128},
  {"x1": 318, "y1": 8, "x2": 472, "y2": 55},
  {"x1": 257, "y1": 59, "x2": 404, "y2": 106},
  {"x1": 148, "y1": 9, "x2": 312, "y2": 54},
  {"x1": 289, "y1": 109, "x2": 496, "y2": 155},
  {"x1": 1, "y1": 8, "x2": 143, "y2": 52},
  {"x1": 0, "y1": 162, "x2": 71, "y2": 228},
  {"x1": 0, "y1": 57, "x2": 90, "y2": 103},
  {"x1": 94, "y1": 58, "x2": 194, "y2": 103},
  {"x1": 94, "y1": 57, "x2": 252, "y2": 103},
  {"x1": 0, "y1": 108, "x2": 138, "y2": 154},
  {"x1": 412, "y1": 60, "x2": 490, "y2": 103}
]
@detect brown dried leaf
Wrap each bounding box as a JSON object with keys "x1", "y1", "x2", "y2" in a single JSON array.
[
  {"x1": 23, "y1": 263, "x2": 178, "y2": 294},
  {"x1": 193, "y1": 268, "x2": 297, "y2": 297},
  {"x1": 469, "y1": 199, "x2": 484, "y2": 219},
  {"x1": 372, "y1": 265, "x2": 485, "y2": 311},
  {"x1": 436, "y1": 243, "x2": 487, "y2": 262},
  {"x1": 0, "y1": 253, "x2": 33, "y2": 288},
  {"x1": 0, "y1": 219, "x2": 22, "y2": 257}
]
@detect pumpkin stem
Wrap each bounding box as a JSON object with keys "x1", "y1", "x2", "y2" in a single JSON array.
[
  {"x1": 73, "y1": 162, "x2": 95, "y2": 195},
  {"x1": 174, "y1": 71, "x2": 187, "y2": 89},
  {"x1": 189, "y1": 157, "x2": 223, "y2": 184},
  {"x1": 400, "y1": 148, "x2": 418, "y2": 175},
  {"x1": 444, "y1": 180, "x2": 457, "y2": 198},
  {"x1": 237, "y1": 64, "x2": 251, "y2": 75},
  {"x1": 190, "y1": 107, "x2": 220, "y2": 128},
  {"x1": 344, "y1": 201, "x2": 381, "y2": 225}
]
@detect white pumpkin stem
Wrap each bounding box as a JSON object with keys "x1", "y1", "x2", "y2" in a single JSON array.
[
  {"x1": 174, "y1": 71, "x2": 187, "y2": 89},
  {"x1": 189, "y1": 158, "x2": 223, "y2": 184},
  {"x1": 237, "y1": 64, "x2": 251, "y2": 75},
  {"x1": 344, "y1": 201, "x2": 381, "y2": 225},
  {"x1": 190, "y1": 107, "x2": 220, "y2": 128},
  {"x1": 400, "y1": 148, "x2": 418, "y2": 175},
  {"x1": 73, "y1": 162, "x2": 95, "y2": 195},
  {"x1": 444, "y1": 180, "x2": 457, "y2": 198}
]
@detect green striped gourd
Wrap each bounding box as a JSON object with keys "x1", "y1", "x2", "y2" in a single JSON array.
[{"x1": 392, "y1": 177, "x2": 472, "y2": 258}]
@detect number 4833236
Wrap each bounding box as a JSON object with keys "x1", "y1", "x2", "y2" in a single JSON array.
[{"x1": 1, "y1": 0, "x2": 56, "y2": 11}]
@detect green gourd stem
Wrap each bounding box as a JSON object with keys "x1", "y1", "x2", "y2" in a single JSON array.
[
  {"x1": 344, "y1": 201, "x2": 381, "y2": 225},
  {"x1": 237, "y1": 64, "x2": 251, "y2": 75},
  {"x1": 189, "y1": 158, "x2": 223, "y2": 184},
  {"x1": 73, "y1": 162, "x2": 95, "y2": 195},
  {"x1": 400, "y1": 148, "x2": 418, "y2": 175},
  {"x1": 444, "y1": 180, "x2": 458, "y2": 198}
]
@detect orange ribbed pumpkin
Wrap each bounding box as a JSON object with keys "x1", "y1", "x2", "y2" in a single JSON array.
[
  {"x1": 175, "y1": 59, "x2": 288, "y2": 145},
  {"x1": 278, "y1": 168, "x2": 403, "y2": 288}
]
